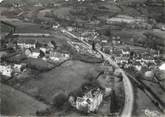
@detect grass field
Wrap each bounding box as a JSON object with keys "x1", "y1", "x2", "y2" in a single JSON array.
[
  {"x1": 14, "y1": 60, "x2": 102, "y2": 104},
  {"x1": 0, "y1": 83, "x2": 49, "y2": 116}
]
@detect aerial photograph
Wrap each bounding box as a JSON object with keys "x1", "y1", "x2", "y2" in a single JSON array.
[{"x1": 0, "y1": 0, "x2": 165, "y2": 116}]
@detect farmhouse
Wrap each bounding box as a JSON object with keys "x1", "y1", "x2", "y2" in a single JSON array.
[
  {"x1": 76, "y1": 88, "x2": 103, "y2": 113},
  {"x1": 49, "y1": 51, "x2": 70, "y2": 62},
  {"x1": 69, "y1": 86, "x2": 103, "y2": 113},
  {"x1": 0, "y1": 65, "x2": 13, "y2": 77},
  {"x1": 25, "y1": 49, "x2": 41, "y2": 58},
  {"x1": 13, "y1": 63, "x2": 26, "y2": 72},
  {"x1": 17, "y1": 39, "x2": 36, "y2": 49}
]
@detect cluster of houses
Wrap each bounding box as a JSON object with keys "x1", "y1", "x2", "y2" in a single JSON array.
[
  {"x1": 0, "y1": 38, "x2": 70, "y2": 78},
  {"x1": 0, "y1": 63, "x2": 26, "y2": 78},
  {"x1": 109, "y1": 47, "x2": 159, "y2": 73},
  {"x1": 69, "y1": 88, "x2": 103, "y2": 113},
  {"x1": 17, "y1": 39, "x2": 70, "y2": 62}
]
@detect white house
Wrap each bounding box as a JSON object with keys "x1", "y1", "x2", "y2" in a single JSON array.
[
  {"x1": 17, "y1": 43, "x2": 36, "y2": 49},
  {"x1": 40, "y1": 47, "x2": 47, "y2": 53},
  {"x1": 13, "y1": 64, "x2": 22, "y2": 72},
  {"x1": 52, "y1": 24, "x2": 60, "y2": 29},
  {"x1": 49, "y1": 51, "x2": 70, "y2": 62},
  {"x1": 159, "y1": 63, "x2": 165, "y2": 71},
  {"x1": 121, "y1": 49, "x2": 130, "y2": 55},
  {"x1": 75, "y1": 88, "x2": 103, "y2": 113},
  {"x1": 0, "y1": 65, "x2": 13, "y2": 77},
  {"x1": 17, "y1": 39, "x2": 36, "y2": 49},
  {"x1": 29, "y1": 52, "x2": 40, "y2": 58},
  {"x1": 25, "y1": 49, "x2": 40, "y2": 58},
  {"x1": 13, "y1": 64, "x2": 26, "y2": 72}
]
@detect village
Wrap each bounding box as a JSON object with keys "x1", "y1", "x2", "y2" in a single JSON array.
[
  {"x1": 0, "y1": 0, "x2": 165, "y2": 117},
  {"x1": 0, "y1": 29, "x2": 70, "y2": 79}
]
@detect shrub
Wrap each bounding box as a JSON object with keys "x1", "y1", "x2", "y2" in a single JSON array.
[{"x1": 53, "y1": 93, "x2": 67, "y2": 109}]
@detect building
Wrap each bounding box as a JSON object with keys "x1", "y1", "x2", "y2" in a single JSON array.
[
  {"x1": 49, "y1": 51, "x2": 70, "y2": 62},
  {"x1": 0, "y1": 65, "x2": 13, "y2": 77},
  {"x1": 47, "y1": 41, "x2": 56, "y2": 49},
  {"x1": 121, "y1": 48, "x2": 130, "y2": 57},
  {"x1": 40, "y1": 47, "x2": 47, "y2": 54},
  {"x1": 73, "y1": 88, "x2": 103, "y2": 113},
  {"x1": 13, "y1": 63, "x2": 26, "y2": 72},
  {"x1": 17, "y1": 39, "x2": 36, "y2": 49},
  {"x1": 29, "y1": 51, "x2": 40, "y2": 58},
  {"x1": 115, "y1": 57, "x2": 129, "y2": 64},
  {"x1": 112, "y1": 36, "x2": 121, "y2": 45},
  {"x1": 25, "y1": 49, "x2": 40, "y2": 58},
  {"x1": 159, "y1": 63, "x2": 165, "y2": 71}
]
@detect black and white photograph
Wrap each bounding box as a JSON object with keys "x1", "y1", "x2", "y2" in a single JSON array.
[{"x1": 0, "y1": 0, "x2": 165, "y2": 116}]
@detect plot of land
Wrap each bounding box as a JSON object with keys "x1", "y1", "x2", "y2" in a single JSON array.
[
  {"x1": 0, "y1": 83, "x2": 49, "y2": 116},
  {"x1": 15, "y1": 60, "x2": 102, "y2": 104}
]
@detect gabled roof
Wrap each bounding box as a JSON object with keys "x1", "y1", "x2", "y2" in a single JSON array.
[{"x1": 17, "y1": 39, "x2": 36, "y2": 44}]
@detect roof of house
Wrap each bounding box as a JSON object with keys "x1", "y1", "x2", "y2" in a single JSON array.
[{"x1": 17, "y1": 39, "x2": 36, "y2": 44}]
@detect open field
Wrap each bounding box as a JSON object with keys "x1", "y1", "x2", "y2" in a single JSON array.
[
  {"x1": 0, "y1": 83, "x2": 49, "y2": 116},
  {"x1": 12, "y1": 60, "x2": 102, "y2": 104}
]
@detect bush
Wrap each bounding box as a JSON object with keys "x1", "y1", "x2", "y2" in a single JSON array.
[
  {"x1": 26, "y1": 58, "x2": 54, "y2": 72},
  {"x1": 36, "y1": 108, "x2": 51, "y2": 116},
  {"x1": 53, "y1": 93, "x2": 67, "y2": 109}
]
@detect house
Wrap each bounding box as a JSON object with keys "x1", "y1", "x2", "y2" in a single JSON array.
[
  {"x1": 49, "y1": 51, "x2": 70, "y2": 62},
  {"x1": 141, "y1": 58, "x2": 156, "y2": 64},
  {"x1": 13, "y1": 64, "x2": 26, "y2": 72},
  {"x1": 75, "y1": 88, "x2": 103, "y2": 113},
  {"x1": 134, "y1": 62, "x2": 142, "y2": 71},
  {"x1": 40, "y1": 47, "x2": 47, "y2": 54},
  {"x1": 115, "y1": 57, "x2": 128, "y2": 64},
  {"x1": 52, "y1": 24, "x2": 60, "y2": 29},
  {"x1": 0, "y1": 65, "x2": 13, "y2": 77},
  {"x1": 17, "y1": 39, "x2": 36, "y2": 49},
  {"x1": 47, "y1": 41, "x2": 56, "y2": 49},
  {"x1": 112, "y1": 36, "x2": 121, "y2": 45},
  {"x1": 121, "y1": 48, "x2": 130, "y2": 57},
  {"x1": 67, "y1": 26, "x2": 74, "y2": 32},
  {"x1": 29, "y1": 50, "x2": 40, "y2": 59},
  {"x1": 159, "y1": 63, "x2": 165, "y2": 71},
  {"x1": 25, "y1": 49, "x2": 40, "y2": 58}
]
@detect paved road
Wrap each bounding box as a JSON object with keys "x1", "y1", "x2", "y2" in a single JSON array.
[
  {"x1": 59, "y1": 29, "x2": 134, "y2": 117},
  {"x1": 98, "y1": 50, "x2": 134, "y2": 117}
]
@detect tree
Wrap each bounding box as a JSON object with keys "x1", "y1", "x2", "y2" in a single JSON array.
[{"x1": 53, "y1": 92, "x2": 67, "y2": 109}]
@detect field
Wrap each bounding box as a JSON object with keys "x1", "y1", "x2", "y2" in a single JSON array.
[
  {"x1": 0, "y1": 83, "x2": 49, "y2": 115},
  {"x1": 11, "y1": 60, "x2": 102, "y2": 104}
]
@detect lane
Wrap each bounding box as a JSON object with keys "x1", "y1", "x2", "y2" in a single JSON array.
[{"x1": 97, "y1": 50, "x2": 134, "y2": 117}]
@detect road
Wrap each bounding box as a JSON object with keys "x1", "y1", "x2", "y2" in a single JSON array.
[
  {"x1": 58, "y1": 29, "x2": 134, "y2": 117},
  {"x1": 126, "y1": 72, "x2": 165, "y2": 113}
]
